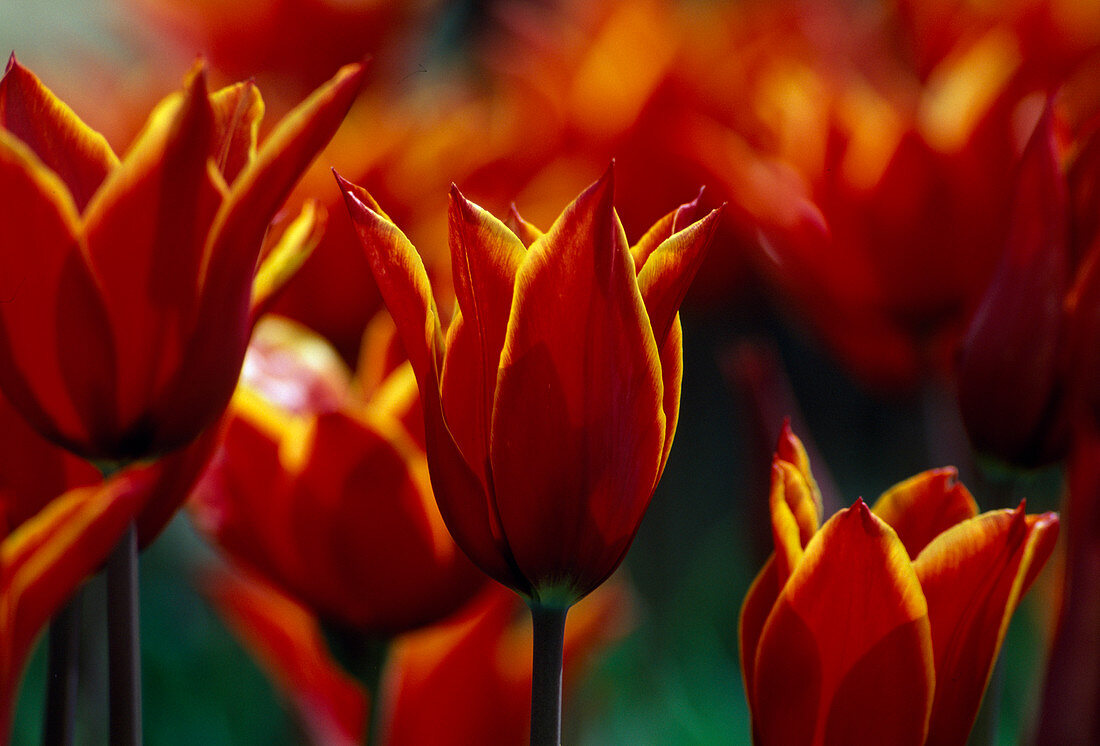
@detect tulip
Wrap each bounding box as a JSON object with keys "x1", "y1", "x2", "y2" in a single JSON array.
[
  {"x1": 190, "y1": 316, "x2": 485, "y2": 635},
  {"x1": 338, "y1": 165, "x2": 720, "y2": 743},
  {"x1": 0, "y1": 54, "x2": 362, "y2": 462},
  {"x1": 741, "y1": 423, "x2": 1059, "y2": 745}
]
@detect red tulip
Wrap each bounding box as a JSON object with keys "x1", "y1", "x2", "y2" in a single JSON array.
[
  {"x1": 190, "y1": 317, "x2": 484, "y2": 634},
  {"x1": 337, "y1": 165, "x2": 721, "y2": 605},
  {"x1": 0, "y1": 55, "x2": 362, "y2": 462},
  {"x1": 741, "y1": 424, "x2": 1059, "y2": 745}
]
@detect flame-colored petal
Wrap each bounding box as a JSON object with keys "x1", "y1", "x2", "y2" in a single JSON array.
[
  {"x1": 337, "y1": 174, "x2": 528, "y2": 594},
  {"x1": 0, "y1": 130, "x2": 105, "y2": 451},
  {"x1": 0, "y1": 55, "x2": 118, "y2": 211},
  {"x1": 774, "y1": 420, "x2": 823, "y2": 520},
  {"x1": 81, "y1": 68, "x2": 223, "y2": 453},
  {"x1": 150, "y1": 64, "x2": 363, "y2": 455},
  {"x1": 209, "y1": 79, "x2": 264, "y2": 184},
  {"x1": 250, "y1": 200, "x2": 327, "y2": 323},
  {"x1": 441, "y1": 186, "x2": 525, "y2": 490},
  {"x1": 490, "y1": 167, "x2": 665, "y2": 602},
  {"x1": 635, "y1": 205, "x2": 721, "y2": 350},
  {"x1": 769, "y1": 459, "x2": 818, "y2": 586},
  {"x1": 914, "y1": 504, "x2": 1059, "y2": 746},
  {"x1": 739, "y1": 556, "x2": 779, "y2": 721},
  {"x1": 654, "y1": 314, "x2": 682, "y2": 479},
  {"x1": 505, "y1": 203, "x2": 543, "y2": 247},
  {"x1": 751, "y1": 501, "x2": 933, "y2": 746},
  {"x1": 0, "y1": 389, "x2": 99, "y2": 530},
  {"x1": 629, "y1": 187, "x2": 706, "y2": 272},
  {"x1": 872, "y1": 468, "x2": 979, "y2": 559}
]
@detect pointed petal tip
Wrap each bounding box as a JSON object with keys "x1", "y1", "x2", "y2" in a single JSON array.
[{"x1": 5, "y1": 51, "x2": 16, "y2": 74}]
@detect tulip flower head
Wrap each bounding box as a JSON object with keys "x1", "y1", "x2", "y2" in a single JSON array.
[
  {"x1": 190, "y1": 317, "x2": 485, "y2": 634},
  {"x1": 0, "y1": 55, "x2": 363, "y2": 462},
  {"x1": 338, "y1": 165, "x2": 722, "y2": 608},
  {"x1": 741, "y1": 423, "x2": 1059, "y2": 745}
]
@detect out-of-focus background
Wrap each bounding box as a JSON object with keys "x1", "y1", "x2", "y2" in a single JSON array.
[{"x1": 4, "y1": 0, "x2": 1082, "y2": 742}]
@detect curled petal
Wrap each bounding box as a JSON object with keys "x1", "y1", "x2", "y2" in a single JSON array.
[
  {"x1": 914, "y1": 503, "x2": 1059, "y2": 746},
  {"x1": 774, "y1": 420, "x2": 822, "y2": 521},
  {"x1": 630, "y1": 187, "x2": 706, "y2": 272},
  {"x1": 635, "y1": 205, "x2": 722, "y2": 349},
  {"x1": 209, "y1": 79, "x2": 264, "y2": 184},
  {"x1": 769, "y1": 460, "x2": 818, "y2": 586},
  {"x1": 752, "y1": 501, "x2": 933, "y2": 746},
  {"x1": 250, "y1": 200, "x2": 327, "y2": 323}
]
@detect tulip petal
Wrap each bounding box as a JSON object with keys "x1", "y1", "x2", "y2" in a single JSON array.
[
  {"x1": 81, "y1": 68, "x2": 224, "y2": 451},
  {"x1": 440, "y1": 186, "x2": 525, "y2": 490},
  {"x1": 872, "y1": 468, "x2": 978, "y2": 559},
  {"x1": 769, "y1": 460, "x2": 818, "y2": 585},
  {"x1": 250, "y1": 199, "x2": 327, "y2": 323},
  {"x1": 629, "y1": 187, "x2": 705, "y2": 271},
  {"x1": 752, "y1": 501, "x2": 933, "y2": 746},
  {"x1": 209, "y1": 79, "x2": 264, "y2": 184},
  {"x1": 654, "y1": 315, "x2": 682, "y2": 478},
  {"x1": 636, "y1": 206, "x2": 721, "y2": 349},
  {"x1": 490, "y1": 167, "x2": 665, "y2": 602},
  {"x1": 0, "y1": 130, "x2": 104, "y2": 449},
  {"x1": 774, "y1": 420, "x2": 823, "y2": 520},
  {"x1": 505, "y1": 203, "x2": 543, "y2": 247},
  {"x1": 154, "y1": 64, "x2": 363, "y2": 454},
  {"x1": 338, "y1": 175, "x2": 529, "y2": 594},
  {"x1": 0, "y1": 55, "x2": 118, "y2": 211},
  {"x1": 914, "y1": 504, "x2": 1059, "y2": 746},
  {"x1": 739, "y1": 556, "x2": 779, "y2": 719}
]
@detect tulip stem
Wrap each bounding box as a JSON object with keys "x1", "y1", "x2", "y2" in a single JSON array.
[
  {"x1": 361, "y1": 638, "x2": 389, "y2": 746},
  {"x1": 42, "y1": 592, "x2": 81, "y2": 746},
  {"x1": 529, "y1": 603, "x2": 569, "y2": 746},
  {"x1": 107, "y1": 521, "x2": 141, "y2": 746}
]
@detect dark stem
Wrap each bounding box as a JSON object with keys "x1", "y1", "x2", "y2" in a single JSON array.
[
  {"x1": 107, "y1": 522, "x2": 141, "y2": 746},
  {"x1": 529, "y1": 604, "x2": 569, "y2": 746},
  {"x1": 323, "y1": 624, "x2": 390, "y2": 746},
  {"x1": 42, "y1": 592, "x2": 81, "y2": 746}
]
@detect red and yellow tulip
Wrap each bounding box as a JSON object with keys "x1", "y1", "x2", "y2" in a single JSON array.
[
  {"x1": 0, "y1": 55, "x2": 362, "y2": 461},
  {"x1": 337, "y1": 165, "x2": 721, "y2": 605},
  {"x1": 741, "y1": 424, "x2": 1059, "y2": 745},
  {"x1": 190, "y1": 317, "x2": 484, "y2": 634}
]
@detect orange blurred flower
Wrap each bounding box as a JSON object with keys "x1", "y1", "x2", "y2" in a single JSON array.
[
  {"x1": 0, "y1": 55, "x2": 362, "y2": 461},
  {"x1": 205, "y1": 566, "x2": 631, "y2": 745},
  {"x1": 741, "y1": 424, "x2": 1059, "y2": 745},
  {"x1": 1, "y1": 474, "x2": 151, "y2": 743},
  {"x1": 338, "y1": 166, "x2": 721, "y2": 605},
  {"x1": 686, "y1": 2, "x2": 1059, "y2": 387},
  {"x1": 190, "y1": 317, "x2": 484, "y2": 634}
]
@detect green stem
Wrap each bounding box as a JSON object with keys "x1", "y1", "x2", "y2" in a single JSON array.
[
  {"x1": 42, "y1": 592, "x2": 81, "y2": 746},
  {"x1": 529, "y1": 604, "x2": 569, "y2": 746},
  {"x1": 106, "y1": 521, "x2": 141, "y2": 746}
]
